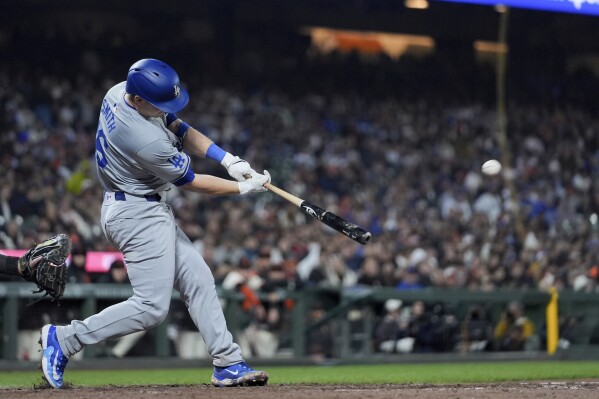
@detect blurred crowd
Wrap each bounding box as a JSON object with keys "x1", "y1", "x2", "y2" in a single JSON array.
[
  {"x1": 3, "y1": 21, "x2": 599, "y2": 357},
  {"x1": 2, "y1": 54, "x2": 599, "y2": 294}
]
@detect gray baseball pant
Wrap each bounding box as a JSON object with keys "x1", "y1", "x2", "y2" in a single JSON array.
[{"x1": 56, "y1": 195, "x2": 243, "y2": 366}]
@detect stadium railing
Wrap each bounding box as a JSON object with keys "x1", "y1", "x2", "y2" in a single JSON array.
[{"x1": 1, "y1": 283, "x2": 599, "y2": 361}]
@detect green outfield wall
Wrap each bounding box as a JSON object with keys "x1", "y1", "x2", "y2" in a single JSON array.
[{"x1": 1, "y1": 283, "x2": 598, "y2": 361}]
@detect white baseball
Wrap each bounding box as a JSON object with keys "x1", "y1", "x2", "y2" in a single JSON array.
[{"x1": 482, "y1": 159, "x2": 502, "y2": 175}]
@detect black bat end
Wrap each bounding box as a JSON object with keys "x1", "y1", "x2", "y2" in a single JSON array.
[
  {"x1": 347, "y1": 227, "x2": 372, "y2": 245},
  {"x1": 359, "y1": 232, "x2": 372, "y2": 245},
  {"x1": 301, "y1": 201, "x2": 372, "y2": 245}
]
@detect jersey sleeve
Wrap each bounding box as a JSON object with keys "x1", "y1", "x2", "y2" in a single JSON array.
[{"x1": 135, "y1": 139, "x2": 195, "y2": 187}]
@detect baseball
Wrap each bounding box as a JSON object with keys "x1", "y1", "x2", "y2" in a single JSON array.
[{"x1": 482, "y1": 159, "x2": 502, "y2": 175}]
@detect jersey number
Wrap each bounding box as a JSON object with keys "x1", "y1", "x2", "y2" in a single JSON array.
[{"x1": 96, "y1": 127, "x2": 108, "y2": 168}]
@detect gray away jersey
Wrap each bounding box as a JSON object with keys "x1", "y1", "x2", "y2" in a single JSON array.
[{"x1": 95, "y1": 82, "x2": 195, "y2": 196}]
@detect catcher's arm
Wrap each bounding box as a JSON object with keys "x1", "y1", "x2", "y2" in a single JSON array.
[{"x1": 18, "y1": 234, "x2": 71, "y2": 304}]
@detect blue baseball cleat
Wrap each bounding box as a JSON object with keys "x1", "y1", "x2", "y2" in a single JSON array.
[
  {"x1": 40, "y1": 324, "x2": 69, "y2": 389},
  {"x1": 211, "y1": 361, "x2": 269, "y2": 387}
]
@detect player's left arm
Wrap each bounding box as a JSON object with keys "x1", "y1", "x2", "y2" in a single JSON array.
[
  {"x1": 165, "y1": 114, "x2": 255, "y2": 181},
  {"x1": 165, "y1": 116, "x2": 212, "y2": 157}
]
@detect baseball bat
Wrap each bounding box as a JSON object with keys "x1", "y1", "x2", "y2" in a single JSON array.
[{"x1": 264, "y1": 183, "x2": 372, "y2": 245}]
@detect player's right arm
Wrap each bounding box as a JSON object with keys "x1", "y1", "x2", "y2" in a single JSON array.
[
  {"x1": 135, "y1": 139, "x2": 270, "y2": 196},
  {"x1": 182, "y1": 173, "x2": 270, "y2": 195},
  {"x1": 165, "y1": 115, "x2": 255, "y2": 181}
]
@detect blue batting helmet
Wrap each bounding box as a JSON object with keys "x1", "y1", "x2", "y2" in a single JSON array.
[{"x1": 125, "y1": 59, "x2": 189, "y2": 113}]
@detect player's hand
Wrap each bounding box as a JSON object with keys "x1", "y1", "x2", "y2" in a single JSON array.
[
  {"x1": 221, "y1": 153, "x2": 256, "y2": 182},
  {"x1": 238, "y1": 170, "x2": 271, "y2": 194}
]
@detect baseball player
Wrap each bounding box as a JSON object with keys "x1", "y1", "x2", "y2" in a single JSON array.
[
  {"x1": 0, "y1": 234, "x2": 70, "y2": 301},
  {"x1": 40, "y1": 59, "x2": 270, "y2": 388}
]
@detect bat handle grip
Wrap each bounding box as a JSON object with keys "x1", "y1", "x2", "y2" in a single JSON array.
[{"x1": 264, "y1": 183, "x2": 304, "y2": 207}]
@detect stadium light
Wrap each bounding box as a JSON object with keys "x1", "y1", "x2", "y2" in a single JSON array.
[
  {"x1": 301, "y1": 27, "x2": 435, "y2": 60},
  {"x1": 405, "y1": 0, "x2": 430, "y2": 9},
  {"x1": 473, "y1": 40, "x2": 508, "y2": 54}
]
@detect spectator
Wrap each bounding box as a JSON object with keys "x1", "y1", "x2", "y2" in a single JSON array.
[
  {"x1": 456, "y1": 305, "x2": 493, "y2": 352},
  {"x1": 398, "y1": 301, "x2": 432, "y2": 353},
  {"x1": 374, "y1": 299, "x2": 415, "y2": 354},
  {"x1": 307, "y1": 251, "x2": 357, "y2": 288},
  {"x1": 66, "y1": 235, "x2": 90, "y2": 284},
  {"x1": 428, "y1": 303, "x2": 460, "y2": 352},
  {"x1": 396, "y1": 267, "x2": 424, "y2": 291},
  {"x1": 306, "y1": 301, "x2": 335, "y2": 361},
  {"x1": 221, "y1": 257, "x2": 276, "y2": 358},
  {"x1": 493, "y1": 301, "x2": 537, "y2": 351},
  {"x1": 357, "y1": 257, "x2": 384, "y2": 287},
  {"x1": 240, "y1": 261, "x2": 293, "y2": 358}
]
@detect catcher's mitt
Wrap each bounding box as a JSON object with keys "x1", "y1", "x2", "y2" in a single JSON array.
[{"x1": 18, "y1": 234, "x2": 71, "y2": 304}]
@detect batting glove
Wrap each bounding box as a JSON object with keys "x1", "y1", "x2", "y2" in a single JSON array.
[
  {"x1": 238, "y1": 170, "x2": 271, "y2": 194},
  {"x1": 222, "y1": 152, "x2": 256, "y2": 182}
]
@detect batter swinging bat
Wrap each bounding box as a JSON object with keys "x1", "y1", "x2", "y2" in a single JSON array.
[{"x1": 264, "y1": 183, "x2": 372, "y2": 245}]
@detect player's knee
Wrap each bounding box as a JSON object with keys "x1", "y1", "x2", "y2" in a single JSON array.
[{"x1": 141, "y1": 301, "x2": 170, "y2": 328}]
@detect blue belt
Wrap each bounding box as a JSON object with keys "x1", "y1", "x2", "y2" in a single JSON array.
[{"x1": 114, "y1": 191, "x2": 162, "y2": 202}]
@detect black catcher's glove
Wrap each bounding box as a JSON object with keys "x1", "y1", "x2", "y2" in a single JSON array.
[{"x1": 18, "y1": 234, "x2": 71, "y2": 304}]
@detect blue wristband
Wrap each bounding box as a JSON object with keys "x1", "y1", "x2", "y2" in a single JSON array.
[
  {"x1": 166, "y1": 113, "x2": 178, "y2": 125},
  {"x1": 206, "y1": 143, "x2": 226, "y2": 162},
  {"x1": 176, "y1": 122, "x2": 190, "y2": 138}
]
